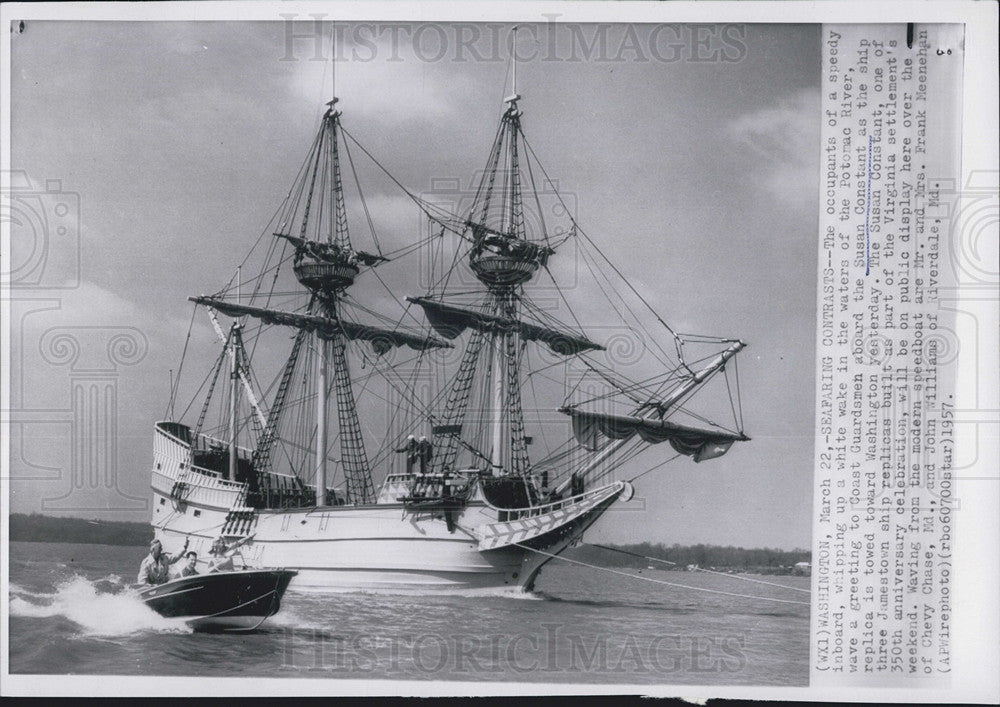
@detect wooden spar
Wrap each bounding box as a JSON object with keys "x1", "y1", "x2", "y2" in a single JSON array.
[
  {"x1": 204, "y1": 307, "x2": 268, "y2": 430},
  {"x1": 228, "y1": 338, "x2": 238, "y2": 482},
  {"x1": 555, "y1": 339, "x2": 746, "y2": 494}
]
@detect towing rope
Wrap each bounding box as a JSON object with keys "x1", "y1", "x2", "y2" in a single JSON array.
[
  {"x1": 511, "y1": 542, "x2": 810, "y2": 607},
  {"x1": 589, "y1": 543, "x2": 812, "y2": 595}
]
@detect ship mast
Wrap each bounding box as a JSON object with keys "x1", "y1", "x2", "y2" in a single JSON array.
[
  {"x1": 281, "y1": 46, "x2": 379, "y2": 505},
  {"x1": 294, "y1": 94, "x2": 377, "y2": 506},
  {"x1": 410, "y1": 30, "x2": 748, "y2": 487},
  {"x1": 228, "y1": 267, "x2": 241, "y2": 481},
  {"x1": 420, "y1": 28, "x2": 566, "y2": 479},
  {"x1": 487, "y1": 29, "x2": 520, "y2": 474},
  {"x1": 185, "y1": 24, "x2": 452, "y2": 508}
]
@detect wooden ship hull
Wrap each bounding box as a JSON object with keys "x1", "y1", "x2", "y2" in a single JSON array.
[{"x1": 151, "y1": 422, "x2": 632, "y2": 592}]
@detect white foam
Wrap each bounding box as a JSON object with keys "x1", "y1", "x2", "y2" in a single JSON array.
[
  {"x1": 9, "y1": 575, "x2": 192, "y2": 636},
  {"x1": 9, "y1": 582, "x2": 46, "y2": 598},
  {"x1": 287, "y1": 583, "x2": 544, "y2": 600}
]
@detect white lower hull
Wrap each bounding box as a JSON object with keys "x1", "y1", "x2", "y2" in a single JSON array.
[{"x1": 152, "y1": 499, "x2": 612, "y2": 592}]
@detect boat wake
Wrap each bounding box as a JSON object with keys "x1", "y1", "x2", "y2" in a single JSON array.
[
  {"x1": 285, "y1": 584, "x2": 545, "y2": 601},
  {"x1": 9, "y1": 576, "x2": 192, "y2": 636},
  {"x1": 531, "y1": 591, "x2": 700, "y2": 613}
]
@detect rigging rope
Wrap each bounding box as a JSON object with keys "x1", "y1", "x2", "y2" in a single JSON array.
[
  {"x1": 339, "y1": 124, "x2": 468, "y2": 239},
  {"x1": 519, "y1": 132, "x2": 692, "y2": 368},
  {"x1": 165, "y1": 306, "x2": 198, "y2": 419}
]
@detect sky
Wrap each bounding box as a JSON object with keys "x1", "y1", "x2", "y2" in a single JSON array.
[{"x1": 8, "y1": 20, "x2": 820, "y2": 549}]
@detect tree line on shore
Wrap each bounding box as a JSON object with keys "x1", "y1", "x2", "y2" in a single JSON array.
[
  {"x1": 566, "y1": 541, "x2": 810, "y2": 572},
  {"x1": 10, "y1": 513, "x2": 153, "y2": 546},
  {"x1": 10, "y1": 513, "x2": 810, "y2": 569}
]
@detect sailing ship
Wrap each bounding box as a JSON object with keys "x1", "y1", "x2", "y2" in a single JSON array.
[{"x1": 150, "y1": 51, "x2": 749, "y2": 592}]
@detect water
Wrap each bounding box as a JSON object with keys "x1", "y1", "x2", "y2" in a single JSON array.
[{"x1": 8, "y1": 541, "x2": 809, "y2": 685}]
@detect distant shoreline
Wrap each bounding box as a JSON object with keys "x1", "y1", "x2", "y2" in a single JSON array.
[
  {"x1": 9, "y1": 513, "x2": 152, "y2": 547},
  {"x1": 8, "y1": 513, "x2": 810, "y2": 572}
]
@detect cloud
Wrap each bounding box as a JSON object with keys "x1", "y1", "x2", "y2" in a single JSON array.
[
  {"x1": 285, "y1": 30, "x2": 471, "y2": 125},
  {"x1": 725, "y1": 87, "x2": 820, "y2": 209},
  {"x1": 15, "y1": 279, "x2": 206, "y2": 348}
]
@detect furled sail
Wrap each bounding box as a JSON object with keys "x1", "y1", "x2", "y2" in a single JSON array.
[
  {"x1": 561, "y1": 407, "x2": 749, "y2": 462},
  {"x1": 406, "y1": 296, "x2": 603, "y2": 356},
  {"x1": 467, "y1": 221, "x2": 555, "y2": 263},
  {"x1": 275, "y1": 233, "x2": 386, "y2": 267},
  {"x1": 190, "y1": 296, "x2": 452, "y2": 354}
]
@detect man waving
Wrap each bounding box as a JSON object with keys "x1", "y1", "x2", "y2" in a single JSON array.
[{"x1": 137, "y1": 537, "x2": 188, "y2": 585}]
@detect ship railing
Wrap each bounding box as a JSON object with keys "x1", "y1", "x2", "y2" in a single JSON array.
[
  {"x1": 153, "y1": 447, "x2": 245, "y2": 492},
  {"x1": 377, "y1": 468, "x2": 480, "y2": 505},
  {"x1": 190, "y1": 430, "x2": 253, "y2": 460},
  {"x1": 154, "y1": 422, "x2": 253, "y2": 464},
  {"x1": 492, "y1": 483, "x2": 621, "y2": 523},
  {"x1": 173, "y1": 464, "x2": 245, "y2": 491},
  {"x1": 249, "y1": 487, "x2": 317, "y2": 510}
]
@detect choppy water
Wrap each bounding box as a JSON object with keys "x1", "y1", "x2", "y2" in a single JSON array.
[{"x1": 8, "y1": 541, "x2": 809, "y2": 685}]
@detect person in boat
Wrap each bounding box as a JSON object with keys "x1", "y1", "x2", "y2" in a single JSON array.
[
  {"x1": 207, "y1": 534, "x2": 254, "y2": 573},
  {"x1": 177, "y1": 551, "x2": 199, "y2": 578},
  {"x1": 394, "y1": 434, "x2": 419, "y2": 475},
  {"x1": 137, "y1": 537, "x2": 189, "y2": 585},
  {"x1": 207, "y1": 536, "x2": 234, "y2": 573}
]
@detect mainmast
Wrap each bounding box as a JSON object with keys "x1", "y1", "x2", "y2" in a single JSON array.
[
  {"x1": 289, "y1": 95, "x2": 377, "y2": 506},
  {"x1": 489, "y1": 29, "x2": 521, "y2": 475}
]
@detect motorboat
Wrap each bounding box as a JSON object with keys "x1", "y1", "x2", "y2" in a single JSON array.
[{"x1": 137, "y1": 569, "x2": 296, "y2": 632}]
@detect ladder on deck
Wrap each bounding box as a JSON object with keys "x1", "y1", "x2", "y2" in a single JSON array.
[{"x1": 221, "y1": 487, "x2": 257, "y2": 539}]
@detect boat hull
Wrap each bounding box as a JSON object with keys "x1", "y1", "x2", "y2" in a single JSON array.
[
  {"x1": 138, "y1": 569, "x2": 297, "y2": 632},
  {"x1": 150, "y1": 423, "x2": 630, "y2": 593},
  {"x1": 152, "y1": 491, "x2": 625, "y2": 593}
]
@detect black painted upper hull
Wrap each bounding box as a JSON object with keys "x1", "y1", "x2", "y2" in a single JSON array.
[{"x1": 138, "y1": 569, "x2": 296, "y2": 632}]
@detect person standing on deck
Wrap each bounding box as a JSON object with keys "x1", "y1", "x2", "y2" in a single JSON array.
[
  {"x1": 394, "y1": 435, "x2": 419, "y2": 475},
  {"x1": 417, "y1": 435, "x2": 433, "y2": 475},
  {"x1": 137, "y1": 538, "x2": 188, "y2": 585}
]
